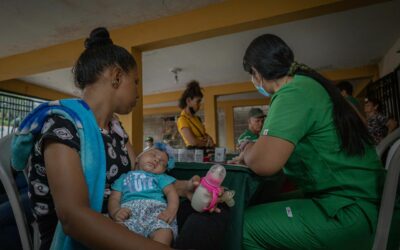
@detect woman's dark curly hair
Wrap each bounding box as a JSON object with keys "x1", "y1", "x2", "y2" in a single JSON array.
[{"x1": 178, "y1": 81, "x2": 203, "y2": 109}]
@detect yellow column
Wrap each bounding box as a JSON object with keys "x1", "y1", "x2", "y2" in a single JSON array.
[
  {"x1": 223, "y1": 105, "x2": 235, "y2": 152},
  {"x1": 120, "y1": 48, "x2": 143, "y2": 155},
  {"x1": 131, "y1": 48, "x2": 144, "y2": 154},
  {"x1": 203, "y1": 89, "x2": 218, "y2": 145}
]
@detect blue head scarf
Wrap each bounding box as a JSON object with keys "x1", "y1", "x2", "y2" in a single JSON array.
[{"x1": 153, "y1": 142, "x2": 175, "y2": 170}]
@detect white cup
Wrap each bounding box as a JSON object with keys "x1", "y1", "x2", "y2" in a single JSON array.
[
  {"x1": 194, "y1": 149, "x2": 204, "y2": 162},
  {"x1": 177, "y1": 149, "x2": 186, "y2": 162},
  {"x1": 186, "y1": 149, "x2": 195, "y2": 162},
  {"x1": 173, "y1": 149, "x2": 179, "y2": 162},
  {"x1": 214, "y1": 147, "x2": 226, "y2": 162}
]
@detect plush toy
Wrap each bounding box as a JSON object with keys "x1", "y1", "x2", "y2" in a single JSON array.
[{"x1": 220, "y1": 189, "x2": 235, "y2": 207}]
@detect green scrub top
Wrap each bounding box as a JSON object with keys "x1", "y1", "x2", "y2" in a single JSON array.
[
  {"x1": 238, "y1": 129, "x2": 259, "y2": 144},
  {"x1": 346, "y1": 95, "x2": 360, "y2": 107},
  {"x1": 261, "y1": 74, "x2": 385, "y2": 227},
  {"x1": 346, "y1": 95, "x2": 362, "y2": 113}
]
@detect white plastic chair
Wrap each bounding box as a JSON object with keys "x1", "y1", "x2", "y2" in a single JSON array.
[
  {"x1": 372, "y1": 138, "x2": 400, "y2": 250},
  {"x1": 376, "y1": 127, "x2": 400, "y2": 166},
  {"x1": 0, "y1": 134, "x2": 39, "y2": 250}
]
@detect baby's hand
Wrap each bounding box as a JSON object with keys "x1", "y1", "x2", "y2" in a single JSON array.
[
  {"x1": 158, "y1": 208, "x2": 177, "y2": 224},
  {"x1": 113, "y1": 208, "x2": 131, "y2": 222}
]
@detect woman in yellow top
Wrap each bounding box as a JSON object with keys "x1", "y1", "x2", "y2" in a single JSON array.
[{"x1": 177, "y1": 81, "x2": 215, "y2": 148}]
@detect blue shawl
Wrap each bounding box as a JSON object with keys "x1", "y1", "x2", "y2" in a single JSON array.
[{"x1": 11, "y1": 99, "x2": 105, "y2": 250}]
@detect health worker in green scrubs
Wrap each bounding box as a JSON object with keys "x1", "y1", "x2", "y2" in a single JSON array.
[{"x1": 240, "y1": 34, "x2": 388, "y2": 249}]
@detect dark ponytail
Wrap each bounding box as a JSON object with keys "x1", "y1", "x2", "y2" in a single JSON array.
[
  {"x1": 243, "y1": 34, "x2": 372, "y2": 155},
  {"x1": 296, "y1": 68, "x2": 372, "y2": 155},
  {"x1": 73, "y1": 27, "x2": 136, "y2": 89}
]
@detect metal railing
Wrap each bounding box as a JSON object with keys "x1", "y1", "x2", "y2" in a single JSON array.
[
  {"x1": 366, "y1": 66, "x2": 400, "y2": 123},
  {"x1": 0, "y1": 92, "x2": 45, "y2": 138}
]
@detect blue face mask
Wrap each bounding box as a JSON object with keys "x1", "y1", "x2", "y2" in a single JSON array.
[{"x1": 252, "y1": 75, "x2": 271, "y2": 97}]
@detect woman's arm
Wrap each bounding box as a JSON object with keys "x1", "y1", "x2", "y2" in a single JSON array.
[
  {"x1": 243, "y1": 135, "x2": 294, "y2": 176},
  {"x1": 44, "y1": 141, "x2": 169, "y2": 250},
  {"x1": 174, "y1": 176, "x2": 200, "y2": 200},
  {"x1": 180, "y1": 127, "x2": 207, "y2": 147},
  {"x1": 387, "y1": 118, "x2": 398, "y2": 134}
]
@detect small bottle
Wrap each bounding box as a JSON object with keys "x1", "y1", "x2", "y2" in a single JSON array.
[
  {"x1": 214, "y1": 147, "x2": 226, "y2": 162},
  {"x1": 194, "y1": 149, "x2": 204, "y2": 162},
  {"x1": 191, "y1": 164, "x2": 226, "y2": 212}
]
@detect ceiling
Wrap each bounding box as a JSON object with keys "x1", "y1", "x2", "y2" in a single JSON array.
[
  {"x1": 0, "y1": 0, "x2": 222, "y2": 57},
  {"x1": 2, "y1": 1, "x2": 400, "y2": 104}
]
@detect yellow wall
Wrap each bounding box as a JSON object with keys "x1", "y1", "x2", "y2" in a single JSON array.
[{"x1": 0, "y1": 79, "x2": 72, "y2": 100}]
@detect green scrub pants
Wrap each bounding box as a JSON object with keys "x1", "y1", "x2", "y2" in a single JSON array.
[{"x1": 243, "y1": 199, "x2": 374, "y2": 250}]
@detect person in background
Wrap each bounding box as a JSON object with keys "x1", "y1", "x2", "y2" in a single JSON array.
[
  {"x1": 239, "y1": 33, "x2": 387, "y2": 249},
  {"x1": 336, "y1": 80, "x2": 362, "y2": 112},
  {"x1": 176, "y1": 81, "x2": 215, "y2": 148},
  {"x1": 162, "y1": 117, "x2": 181, "y2": 147},
  {"x1": 228, "y1": 108, "x2": 266, "y2": 164},
  {"x1": 237, "y1": 108, "x2": 266, "y2": 146},
  {"x1": 364, "y1": 97, "x2": 398, "y2": 144},
  {"x1": 144, "y1": 136, "x2": 154, "y2": 150}
]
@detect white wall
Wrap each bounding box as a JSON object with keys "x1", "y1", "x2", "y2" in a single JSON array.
[{"x1": 379, "y1": 37, "x2": 400, "y2": 77}]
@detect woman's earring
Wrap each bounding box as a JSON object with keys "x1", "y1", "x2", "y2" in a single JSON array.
[{"x1": 112, "y1": 79, "x2": 119, "y2": 89}]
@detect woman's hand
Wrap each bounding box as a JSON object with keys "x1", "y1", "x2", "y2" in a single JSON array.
[
  {"x1": 175, "y1": 176, "x2": 225, "y2": 213},
  {"x1": 204, "y1": 134, "x2": 215, "y2": 147},
  {"x1": 198, "y1": 137, "x2": 209, "y2": 147},
  {"x1": 227, "y1": 141, "x2": 253, "y2": 165},
  {"x1": 175, "y1": 175, "x2": 201, "y2": 200}
]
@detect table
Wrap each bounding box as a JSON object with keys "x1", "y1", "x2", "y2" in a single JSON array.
[{"x1": 170, "y1": 162, "x2": 264, "y2": 250}]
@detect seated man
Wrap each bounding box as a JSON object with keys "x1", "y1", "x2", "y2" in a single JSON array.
[
  {"x1": 237, "y1": 108, "x2": 266, "y2": 146},
  {"x1": 336, "y1": 80, "x2": 362, "y2": 113},
  {"x1": 229, "y1": 108, "x2": 266, "y2": 165}
]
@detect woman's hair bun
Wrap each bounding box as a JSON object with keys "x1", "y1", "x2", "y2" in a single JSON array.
[
  {"x1": 187, "y1": 80, "x2": 200, "y2": 89},
  {"x1": 84, "y1": 27, "x2": 113, "y2": 49}
]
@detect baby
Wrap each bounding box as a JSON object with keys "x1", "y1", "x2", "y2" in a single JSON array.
[{"x1": 108, "y1": 142, "x2": 178, "y2": 246}]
